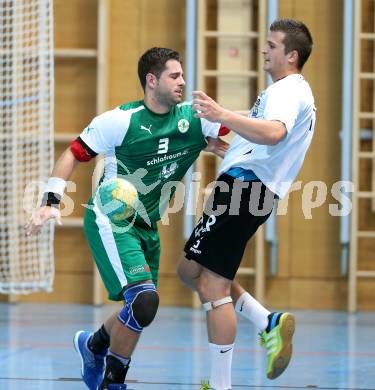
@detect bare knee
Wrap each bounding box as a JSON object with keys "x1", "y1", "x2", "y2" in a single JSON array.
[{"x1": 196, "y1": 270, "x2": 231, "y2": 303}]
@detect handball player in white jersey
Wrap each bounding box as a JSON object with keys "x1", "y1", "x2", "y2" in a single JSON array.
[{"x1": 178, "y1": 18, "x2": 316, "y2": 390}]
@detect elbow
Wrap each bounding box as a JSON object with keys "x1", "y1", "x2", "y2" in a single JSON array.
[
  {"x1": 268, "y1": 136, "x2": 280, "y2": 146},
  {"x1": 268, "y1": 134, "x2": 283, "y2": 146},
  {"x1": 269, "y1": 126, "x2": 287, "y2": 145}
]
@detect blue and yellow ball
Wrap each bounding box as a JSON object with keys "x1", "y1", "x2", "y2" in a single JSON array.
[{"x1": 96, "y1": 178, "x2": 138, "y2": 222}]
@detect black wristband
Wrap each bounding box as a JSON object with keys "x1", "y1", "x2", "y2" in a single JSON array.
[{"x1": 41, "y1": 192, "x2": 61, "y2": 208}]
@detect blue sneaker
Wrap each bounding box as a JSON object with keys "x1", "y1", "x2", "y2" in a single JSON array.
[
  {"x1": 107, "y1": 385, "x2": 128, "y2": 389},
  {"x1": 74, "y1": 330, "x2": 106, "y2": 390}
]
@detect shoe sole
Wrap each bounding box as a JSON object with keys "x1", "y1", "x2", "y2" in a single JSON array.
[{"x1": 267, "y1": 313, "x2": 295, "y2": 380}]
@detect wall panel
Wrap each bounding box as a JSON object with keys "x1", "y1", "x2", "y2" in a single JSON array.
[
  {"x1": 55, "y1": 59, "x2": 97, "y2": 133},
  {"x1": 108, "y1": 0, "x2": 142, "y2": 107},
  {"x1": 108, "y1": 0, "x2": 185, "y2": 108},
  {"x1": 54, "y1": 0, "x2": 98, "y2": 49}
]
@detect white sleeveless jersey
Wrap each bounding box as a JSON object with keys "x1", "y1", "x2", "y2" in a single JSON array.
[{"x1": 219, "y1": 74, "x2": 316, "y2": 198}]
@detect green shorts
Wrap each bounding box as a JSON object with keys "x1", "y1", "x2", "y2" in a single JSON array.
[{"x1": 83, "y1": 204, "x2": 160, "y2": 301}]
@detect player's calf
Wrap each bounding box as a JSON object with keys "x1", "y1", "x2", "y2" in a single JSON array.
[{"x1": 100, "y1": 282, "x2": 159, "y2": 388}]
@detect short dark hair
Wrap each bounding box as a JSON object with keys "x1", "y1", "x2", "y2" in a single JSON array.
[
  {"x1": 270, "y1": 19, "x2": 313, "y2": 70},
  {"x1": 138, "y1": 47, "x2": 182, "y2": 91}
]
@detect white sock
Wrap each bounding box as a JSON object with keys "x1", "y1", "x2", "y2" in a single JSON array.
[
  {"x1": 208, "y1": 342, "x2": 233, "y2": 390},
  {"x1": 234, "y1": 291, "x2": 270, "y2": 331}
]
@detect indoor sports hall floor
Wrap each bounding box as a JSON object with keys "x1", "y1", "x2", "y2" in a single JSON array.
[{"x1": 0, "y1": 303, "x2": 374, "y2": 390}]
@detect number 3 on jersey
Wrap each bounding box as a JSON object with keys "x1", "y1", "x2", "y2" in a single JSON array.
[{"x1": 157, "y1": 138, "x2": 169, "y2": 154}]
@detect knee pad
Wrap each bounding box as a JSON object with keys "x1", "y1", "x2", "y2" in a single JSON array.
[{"x1": 118, "y1": 283, "x2": 159, "y2": 333}]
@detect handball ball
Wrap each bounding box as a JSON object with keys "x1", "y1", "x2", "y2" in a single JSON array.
[{"x1": 97, "y1": 178, "x2": 138, "y2": 222}]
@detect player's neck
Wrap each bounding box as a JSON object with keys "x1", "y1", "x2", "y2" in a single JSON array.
[
  {"x1": 143, "y1": 95, "x2": 171, "y2": 114},
  {"x1": 270, "y1": 69, "x2": 299, "y2": 83}
]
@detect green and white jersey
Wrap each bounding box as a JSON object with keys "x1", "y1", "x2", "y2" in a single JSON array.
[{"x1": 80, "y1": 100, "x2": 220, "y2": 224}]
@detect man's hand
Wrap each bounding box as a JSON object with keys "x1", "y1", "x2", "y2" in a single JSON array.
[
  {"x1": 205, "y1": 137, "x2": 229, "y2": 159},
  {"x1": 192, "y1": 90, "x2": 229, "y2": 123},
  {"x1": 25, "y1": 206, "x2": 62, "y2": 236}
]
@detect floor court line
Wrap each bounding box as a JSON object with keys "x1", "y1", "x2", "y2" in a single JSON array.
[{"x1": 0, "y1": 377, "x2": 374, "y2": 390}]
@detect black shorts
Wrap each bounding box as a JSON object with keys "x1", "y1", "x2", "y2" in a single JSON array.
[{"x1": 184, "y1": 173, "x2": 275, "y2": 280}]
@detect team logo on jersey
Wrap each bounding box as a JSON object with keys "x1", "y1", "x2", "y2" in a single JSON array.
[
  {"x1": 140, "y1": 124, "x2": 152, "y2": 134},
  {"x1": 159, "y1": 162, "x2": 178, "y2": 179},
  {"x1": 250, "y1": 91, "x2": 265, "y2": 118},
  {"x1": 178, "y1": 119, "x2": 189, "y2": 133},
  {"x1": 251, "y1": 97, "x2": 261, "y2": 118}
]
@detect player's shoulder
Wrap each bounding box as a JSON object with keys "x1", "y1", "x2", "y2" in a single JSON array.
[
  {"x1": 93, "y1": 101, "x2": 145, "y2": 130},
  {"x1": 268, "y1": 74, "x2": 314, "y2": 102},
  {"x1": 270, "y1": 74, "x2": 311, "y2": 92},
  {"x1": 176, "y1": 101, "x2": 194, "y2": 116},
  {"x1": 110, "y1": 100, "x2": 146, "y2": 122},
  {"x1": 118, "y1": 100, "x2": 146, "y2": 113},
  {"x1": 174, "y1": 101, "x2": 201, "y2": 127}
]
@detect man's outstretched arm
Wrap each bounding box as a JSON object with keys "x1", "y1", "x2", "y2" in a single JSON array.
[{"x1": 193, "y1": 90, "x2": 287, "y2": 146}]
